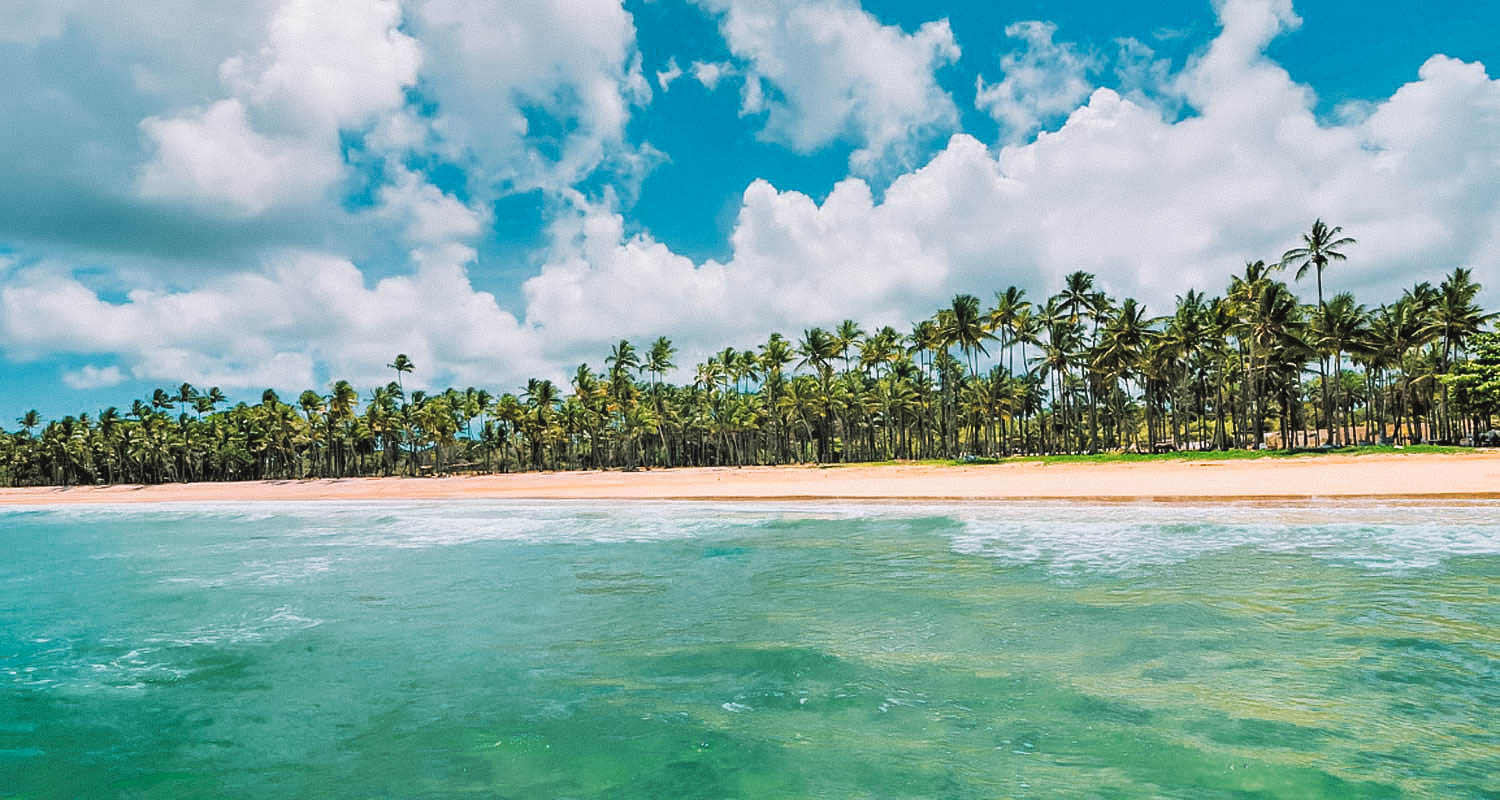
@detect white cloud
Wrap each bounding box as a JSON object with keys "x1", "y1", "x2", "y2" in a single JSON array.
[
  {"x1": 693, "y1": 0, "x2": 960, "y2": 172},
  {"x1": 519, "y1": 0, "x2": 1500, "y2": 372},
  {"x1": 1113, "y1": 37, "x2": 1176, "y2": 106},
  {"x1": 138, "y1": 99, "x2": 341, "y2": 216},
  {"x1": 136, "y1": 0, "x2": 420, "y2": 215},
  {"x1": 0, "y1": 0, "x2": 655, "y2": 394},
  {"x1": 7, "y1": 0, "x2": 1500, "y2": 397},
  {"x1": 375, "y1": 165, "x2": 486, "y2": 247},
  {"x1": 691, "y1": 60, "x2": 733, "y2": 91},
  {"x1": 219, "y1": 0, "x2": 421, "y2": 133},
  {"x1": 0, "y1": 248, "x2": 546, "y2": 391},
  {"x1": 62, "y1": 365, "x2": 126, "y2": 390},
  {"x1": 656, "y1": 57, "x2": 684, "y2": 91},
  {"x1": 406, "y1": 0, "x2": 651, "y2": 193},
  {"x1": 976, "y1": 21, "x2": 1098, "y2": 139}
]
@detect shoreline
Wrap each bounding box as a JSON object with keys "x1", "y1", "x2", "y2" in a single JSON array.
[{"x1": 2, "y1": 451, "x2": 1498, "y2": 506}]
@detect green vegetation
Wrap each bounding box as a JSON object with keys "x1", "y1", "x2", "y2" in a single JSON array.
[
  {"x1": 2, "y1": 219, "x2": 1496, "y2": 487},
  {"x1": 869, "y1": 443, "x2": 1474, "y2": 468}
]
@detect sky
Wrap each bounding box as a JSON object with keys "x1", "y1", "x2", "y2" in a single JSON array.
[{"x1": 2, "y1": 0, "x2": 1498, "y2": 420}]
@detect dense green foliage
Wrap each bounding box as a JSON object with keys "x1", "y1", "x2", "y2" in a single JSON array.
[
  {"x1": 2, "y1": 220, "x2": 1495, "y2": 486},
  {"x1": 1442, "y1": 332, "x2": 1500, "y2": 424}
]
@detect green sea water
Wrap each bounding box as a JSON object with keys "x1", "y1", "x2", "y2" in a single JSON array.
[{"x1": 2, "y1": 500, "x2": 1498, "y2": 798}]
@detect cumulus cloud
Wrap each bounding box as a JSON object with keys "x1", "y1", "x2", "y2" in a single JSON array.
[
  {"x1": 137, "y1": 0, "x2": 420, "y2": 215},
  {"x1": 138, "y1": 99, "x2": 342, "y2": 216},
  {"x1": 976, "y1": 21, "x2": 1098, "y2": 140},
  {"x1": 0, "y1": 0, "x2": 668, "y2": 397},
  {"x1": 0, "y1": 247, "x2": 546, "y2": 391},
  {"x1": 375, "y1": 165, "x2": 486, "y2": 247},
  {"x1": 406, "y1": 0, "x2": 652, "y2": 193},
  {"x1": 0, "y1": 0, "x2": 662, "y2": 394},
  {"x1": 5, "y1": 0, "x2": 1500, "y2": 398},
  {"x1": 519, "y1": 0, "x2": 1500, "y2": 373},
  {"x1": 693, "y1": 0, "x2": 960, "y2": 172}
]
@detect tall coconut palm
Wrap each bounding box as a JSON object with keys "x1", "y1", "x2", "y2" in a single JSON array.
[
  {"x1": 835, "y1": 319, "x2": 865, "y2": 374},
  {"x1": 328, "y1": 379, "x2": 358, "y2": 475},
  {"x1": 1370, "y1": 298, "x2": 1428, "y2": 443},
  {"x1": 387, "y1": 354, "x2": 414, "y2": 401},
  {"x1": 1281, "y1": 220, "x2": 1356, "y2": 311},
  {"x1": 1423, "y1": 268, "x2": 1495, "y2": 440},
  {"x1": 1309, "y1": 293, "x2": 1368, "y2": 446},
  {"x1": 1247, "y1": 282, "x2": 1306, "y2": 448},
  {"x1": 297, "y1": 390, "x2": 325, "y2": 477},
  {"x1": 944, "y1": 293, "x2": 992, "y2": 376},
  {"x1": 797, "y1": 327, "x2": 839, "y2": 461},
  {"x1": 987, "y1": 286, "x2": 1030, "y2": 377},
  {"x1": 1282, "y1": 220, "x2": 1356, "y2": 443},
  {"x1": 606, "y1": 340, "x2": 639, "y2": 387},
  {"x1": 646, "y1": 336, "x2": 677, "y2": 387},
  {"x1": 1093, "y1": 298, "x2": 1154, "y2": 450}
]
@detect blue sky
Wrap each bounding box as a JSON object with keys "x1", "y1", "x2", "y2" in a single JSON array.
[{"x1": 2, "y1": 0, "x2": 1498, "y2": 421}]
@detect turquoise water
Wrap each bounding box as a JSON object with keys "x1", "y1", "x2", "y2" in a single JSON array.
[{"x1": 2, "y1": 501, "x2": 1498, "y2": 798}]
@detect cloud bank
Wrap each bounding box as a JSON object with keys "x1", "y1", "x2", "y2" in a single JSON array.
[{"x1": 0, "y1": 0, "x2": 1497, "y2": 397}]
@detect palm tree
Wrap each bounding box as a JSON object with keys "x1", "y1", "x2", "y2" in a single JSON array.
[
  {"x1": 297, "y1": 390, "x2": 325, "y2": 477},
  {"x1": 797, "y1": 327, "x2": 839, "y2": 461},
  {"x1": 1425, "y1": 268, "x2": 1495, "y2": 441},
  {"x1": 1281, "y1": 219, "x2": 1356, "y2": 312},
  {"x1": 1370, "y1": 298, "x2": 1429, "y2": 443},
  {"x1": 522, "y1": 378, "x2": 559, "y2": 470},
  {"x1": 987, "y1": 286, "x2": 1030, "y2": 377},
  {"x1": 1094, "y1": 298, "x2": 1154, "y2": 450},
  {"x1": 1282, "y1": 220, "x2": 1356, "y2": 443},
  {"x1": 1309, "y1": 293, "x2": 1368, "y2": 446},
  {"x1": 387, "y1": 354, "x2": 414, "y2": 401},
  {"x1": 943, "y1": 293, "x2": 992, "y2": 376},
  {"x1": 835, "y1": 319, "x2": 865, "y2": 374},
  {"x1": 328, "y1": 379, "x2": 358, "y2": 475},
  {"x1": 606, "y1": 340, "x2": 640, "y2": 386},
  {"x1": 646, "y1": 337, "x2": 677, "y2": 387},
  {"x1": 1248, "y1": 282, "x2": 1307, "y2": 448}
]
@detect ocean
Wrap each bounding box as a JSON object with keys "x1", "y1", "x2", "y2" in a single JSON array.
[{"x1": 2, "y1": 500, "x2": 1497, "y2": 797}]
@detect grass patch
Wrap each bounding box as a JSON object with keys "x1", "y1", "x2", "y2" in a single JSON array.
[{"x1": 831, "y1": 444, "x2": 1474, "y2": 468}]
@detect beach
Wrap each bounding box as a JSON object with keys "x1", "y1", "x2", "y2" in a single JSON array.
[{"x1": 2, "y1": 451, "x2": 1497, "y2": 504}]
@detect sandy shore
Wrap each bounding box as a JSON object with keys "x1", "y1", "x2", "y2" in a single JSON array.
[{"x1": 2, "y1": 452, "x2": 1498, "y2": 505}]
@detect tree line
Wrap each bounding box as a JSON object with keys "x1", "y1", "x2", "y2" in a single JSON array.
[{"x1": 4, "y1": 219, "x2": 1498, "y2": 487}]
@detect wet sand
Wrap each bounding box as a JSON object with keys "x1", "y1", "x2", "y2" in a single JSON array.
[{"x1": 2, "y1": 452, "x2": 1498, "y2": 505}]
